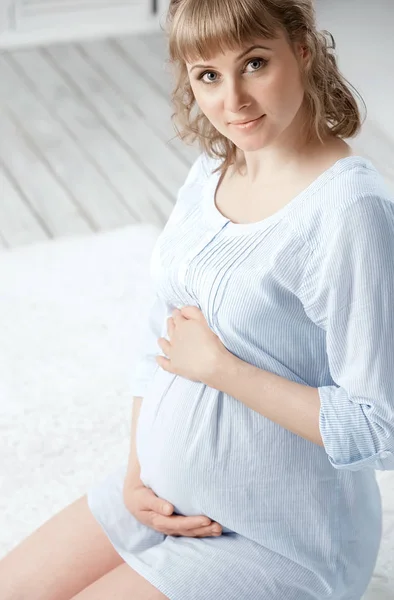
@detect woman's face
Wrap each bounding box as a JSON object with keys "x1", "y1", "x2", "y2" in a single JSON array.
[{"x1": 186, "y1": 30, "x2": 308, "y2": 152}]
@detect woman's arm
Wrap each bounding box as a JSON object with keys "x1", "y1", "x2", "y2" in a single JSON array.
[
  {"x1": 210, "y1": 356, "x2": 323, "y2": 447},
  {"x1": 211, "y1": 195, "x2": 394, "y2": 471},
  {"x1": 125, "y1": 396, "x2": 143, "y2": 484}
]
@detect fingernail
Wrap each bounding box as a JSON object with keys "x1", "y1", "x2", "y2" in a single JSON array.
[{"x1": 200, "y1": 519, "x2": 210, "y2": 526}]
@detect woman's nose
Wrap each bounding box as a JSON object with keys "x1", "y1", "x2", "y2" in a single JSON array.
[{"x1": 224, "y1": 81, "x2": 251, "y2": 114}]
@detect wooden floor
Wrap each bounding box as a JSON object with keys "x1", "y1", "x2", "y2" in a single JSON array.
[
  {"x1": 0, "y1": 31, "x2": 198, "y2": 250},
  {"x1": 1, "y1": 30, "x2": 394, "y2": 252}
]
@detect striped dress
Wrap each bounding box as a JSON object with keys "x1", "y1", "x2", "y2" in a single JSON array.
[{"x1": 88, "y1": 154, "x2": 394, "y2": 600}]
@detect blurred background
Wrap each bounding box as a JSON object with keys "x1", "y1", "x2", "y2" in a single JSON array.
[
  {"x1": 0, "y1": 2, "x2": 393, "y2": 598},
  {"x1": 0, "y1": 0, "x2": 393, "y2": 249},
  {"x1": 0, "y1": 0, "x2": 196, "y2": 249}
]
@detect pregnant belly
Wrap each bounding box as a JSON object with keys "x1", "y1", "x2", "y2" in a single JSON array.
[
  {"x1": 135, "y1": 368, "x2": 381, "y2": 574},
  {"x1": 136, "y1": 368, "x2": 337, "y2": 523},
  {"x1": 136, "y1": 368, "x2": 227, "y2": 511}
]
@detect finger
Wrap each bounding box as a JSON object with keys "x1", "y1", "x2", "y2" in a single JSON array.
[
  {"x1": 156, "y1": 500, "x2": 174, "y2": 516},
  {"x1": 171, "y1": 309, "x2": 182, "y2": 322},
  {"x1": 157, "y1": 338, "x2": 171, "y2": 357},
  {"x1": 184, "y1": 524, "x2": 223, "y2": 538},
  {"x1": 149, "y1": 513, "x2": 211, "y2": 533},
  {"x1": 167, "y1": 515, "x2": 213, "y2": 532},
  {"x1": 165, "y1": 524, "x2": 222, "y2": 538},
  {"x1": 143, "y1": 489, "x2": 174, "y2": 516},
  {"x1": 180, "y1": 306, "x2": 203, "y2": 321},
  {"x1": 155, "y1": 355, "x2": 171, "y2": 371},
  {"x1": 167, "y1": 316, "x2": 175, "y2": 335}
]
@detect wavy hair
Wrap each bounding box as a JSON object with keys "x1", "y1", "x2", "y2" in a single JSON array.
[{"x1": 164, "y1": 0, "x2": 366, "y2": 175}]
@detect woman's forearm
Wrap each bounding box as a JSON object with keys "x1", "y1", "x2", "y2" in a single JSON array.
[
  {"x1": 125, "y1": 396, "x2": 143, "y2": 483},
  {"x1": 209, "y1": 353, "x2": 324, "y2": 447}
]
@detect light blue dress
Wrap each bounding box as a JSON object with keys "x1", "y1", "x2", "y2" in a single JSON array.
[{"x1": 88, "y1": 154, "x2": 394, "y2": 599}]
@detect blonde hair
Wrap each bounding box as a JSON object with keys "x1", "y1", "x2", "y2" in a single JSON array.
[{"x1": 164, "y1": 0, "x2": 366, "y2": 175}]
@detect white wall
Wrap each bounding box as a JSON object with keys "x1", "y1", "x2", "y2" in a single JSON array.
[
  {"x1": 0, "y1": 0, "x2": 167, "y2": 49},
  {"x1": 315, "y1": 0, "x2": 394, "y2": 189}
]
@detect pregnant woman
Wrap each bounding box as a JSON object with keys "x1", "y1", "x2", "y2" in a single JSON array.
[{"x1": 2, "y1": 1, "x2": 394, "y2": 599}]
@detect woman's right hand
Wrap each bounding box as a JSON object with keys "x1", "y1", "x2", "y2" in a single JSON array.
[{"x1": 123, "y1": 478, "x2": 222, "y2": 538}]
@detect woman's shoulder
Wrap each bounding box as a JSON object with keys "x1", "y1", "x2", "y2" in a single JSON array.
[
  {"x1": 325, "y1": 155, "x2": 393, "y2": 224},
  {"x1": 294, "y1": 155, "x2": 394, "y2": 247},
  {"x1": 164, "y1": 153, "x2": 220, "y2": 228},
  {"x1": 183, "y1": 152, "x2": 221, "y2": 188}
]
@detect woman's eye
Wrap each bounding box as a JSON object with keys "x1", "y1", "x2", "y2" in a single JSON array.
[
  {"x1": 246, "y1": 58, "x2": 267, "y2": 72},
  {"x1": 200, "y1": 71, "x2": 218, "y2": 84},
  {"x1": 198, "y1": 58, "x2": 267, "y2": 84}
]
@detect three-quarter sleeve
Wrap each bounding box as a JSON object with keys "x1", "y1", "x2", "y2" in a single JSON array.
[
  {"x1": 129, "y1": 293, "x2": 169, "y2": 398},
  {"x1": 129, "y1": 153, "x2": 208, "y2": 398},
  {"x1": 301, "y1": 194, "x2": 394, "y2": 471}
]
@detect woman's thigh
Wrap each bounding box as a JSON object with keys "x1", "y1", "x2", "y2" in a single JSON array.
[
  {"x1": 0, "y1": 495, "x2": 124, "y2": 600},
  {"x1": 71, "y1": 564, "x2": 169, "y2": 600}
]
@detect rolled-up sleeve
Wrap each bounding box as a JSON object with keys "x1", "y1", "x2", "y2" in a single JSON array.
[{"x1": 301, "y1": 194, "x2": 394, "y2": 471}]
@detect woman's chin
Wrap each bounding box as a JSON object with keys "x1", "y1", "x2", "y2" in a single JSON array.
[{"x1": 233, "y1": 136, "x2": 270, "y2": 152}]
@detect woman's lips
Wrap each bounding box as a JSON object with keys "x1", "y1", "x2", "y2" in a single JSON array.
[{"x1": 229, "y1": 115, "x2": 265, "y2": 130}]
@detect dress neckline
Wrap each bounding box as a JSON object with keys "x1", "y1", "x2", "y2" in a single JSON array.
[{"x1": 201, "y1": 155, "x2": 375, "y2": 236}]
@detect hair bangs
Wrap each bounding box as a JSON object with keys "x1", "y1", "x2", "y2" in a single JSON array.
[{"x1": 168, "y1": 0, "x2": 280, "y2": 64}]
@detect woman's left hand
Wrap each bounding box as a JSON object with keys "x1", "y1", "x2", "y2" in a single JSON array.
[{"x1": 156, "y1": 306, "x2": 229, "y2": 384}]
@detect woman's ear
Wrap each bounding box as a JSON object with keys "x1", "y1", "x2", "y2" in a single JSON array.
[
  {"x1": 296, "y1": 43, "x2": 311, "y2": 71},
  {"x1": 299, "y1": 44, "x2": 309, "y2": 60}
]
